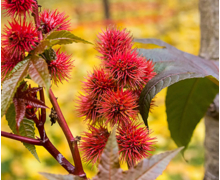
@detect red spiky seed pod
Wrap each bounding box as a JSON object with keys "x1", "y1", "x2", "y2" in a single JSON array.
[
  {"x1": 2, "y1": 0, "x2": 37, "y2": 18},
  {"x1": 76, "y1": 93, "x2": 101, "y2": 124},
  {"x1": 2, "y1": 20, "x2": 38, "y2": 57},
  {"x1": 105, "y1": 50, "x2": 151, "y2": 89},
  {"x1": 1, "y1": 47, "x2": 24, "y2": 81},
  {"x1": 40, "y1": 9, "x2": 71, "y2": 34},
  {"x1": 117, "y1": 122, "x2": 156, "y2": 167},
  {"x1": 141, "y1": 59, "x2": 157, "y2": 83},
  {"x1": 48, "y1": 48, "x2": 74, "y2": 85},
  {"x1": 82, "y1": 67, "x2": 116, "y2": 99},
  {"x1": 98, "y1": 89, "x2": 139, "y2": 127},
  {"x1": 96, "y1": 27, "x2": 133, "y2": 61},
  {"x1": 80, "y1": 125, "x2": 110, "y2": 164}
]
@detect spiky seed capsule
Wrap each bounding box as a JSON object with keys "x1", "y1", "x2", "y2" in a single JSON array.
[
  {"x1": 99, "y1": 89, "x2": 139, "y2": 127},
  {"x1": 2, "y1": 20, "x2": 38, "y2": 57},
  {"x1": 47, "y1": 48, "x2": 74, "y2": 85},
  {"x1": 2, "y1": 0, "x2": 37, "y2": 18},
  {"x1": 96, "y1": 27, "x2": 133, "y2": 61},
  {"x1": 40, "y1": 9, "x2": 71, "y2": 34},
  {"x1": 117, "y1": 122, "x2": 156, "y2": 167},
  {"x1": 82, "y1": 67, "x2": 116, "y2": 99},
  {"x1": 80, "y1": 125, "x2": 110, "y2": 164}
]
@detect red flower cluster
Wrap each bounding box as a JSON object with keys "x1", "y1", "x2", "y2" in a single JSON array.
[{"x1": 79, "y1": 27, "x2": 156, "y2": 166}]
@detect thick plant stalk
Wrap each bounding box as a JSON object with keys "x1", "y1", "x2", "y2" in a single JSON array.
[
  {"x1": 31, "y1": 1, "x2": 86, "y2": 177},
  {"x1": 49, "y1": 89, "x2": 86, "y2": 177},
  {"x1": 199, "y1": 0, "x2": 219, "y2": 179}
]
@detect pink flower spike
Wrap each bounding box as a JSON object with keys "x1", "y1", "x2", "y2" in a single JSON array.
[
  {"x1": 96, "y1": 27, "x2": 133, "y2": 61},
  {"x1": 99, "y1": 89, "x2": 139, "y2": 127},
  {"x1": 80, "y1": 125, "x2": 110, "y2": 165},
  {"x1": 48, "y1": 48, "x2": 74, "y2": 85},
  {"x1": 2, "y1": 0, "x2": 37, "y2": 18},
  {"x1": 40, "y1": 9, "x2": 71, "y2": 34},
  {"x1": 117, "y1": 122, "x2": 156, "y2": 167},
  {"x1": 2, "y1": 20, "x2": 38, "y2": 57}
]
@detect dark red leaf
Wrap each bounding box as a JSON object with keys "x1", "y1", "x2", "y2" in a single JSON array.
[{"x1": 13, "y1": 98, "x2": 26, "y2": 132}]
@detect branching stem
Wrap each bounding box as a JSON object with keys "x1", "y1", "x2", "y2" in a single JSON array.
[{"x1": 49, "y1": 89, "x2": 86, "y2": 178}]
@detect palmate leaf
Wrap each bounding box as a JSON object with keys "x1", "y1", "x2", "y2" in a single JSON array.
[
  {"x1": 39, "y1": 172, "x2": 84, "y2": 180},
  {"x1": 122, "y1": 147, "x2": 184, "y2": 180},
  {"x1": 45, "y1": 30, "x2": 92, "y2": 46},
  {"x1": 134, "y1": 38, "x2": 219, "y2": 127},
  {"x1": 166, "y1": 78, "x2": 219, "y2": 150},
  {"x1": 28, "y1": 56, "x2": 51, "y2": 95},
  {"x1": 93, "y1": 129, "x2": 182, "y2": 180},
  {"x1": 33, "y1": 30, "x2": 92, "y2": 55},
  {"x1": 5, "y1": 104, "x2": 39, "y2": 161},
  {"x1": 13, "y1": 83, "x2": 48, "y2": 131},
  {"x1": 1, "y1": 58, "x2": 30, "y2": 117},
  {"x1": 93, "y1": 128, "x2": 122, "y2": 180},
  {"x1": 39, "y1": 129, "x2": 182, "y2": 180}
]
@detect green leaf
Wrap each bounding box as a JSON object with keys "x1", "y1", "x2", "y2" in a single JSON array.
[
  {"x1": 33, "y1": 40, "x2": 51, "y2": 55},
  {"x1": 28, "y1": 56, "x2": 51, "y2": 95},
  {"x1": 1, "y1": 58, "x2": 30, "y2": 117},
  {"x1": 135, "y1": 39, "x2": 219, "y2": 127},
  {"x1": 122, "y1": 147, "x2": 184, "y2": 180},
  {"x1": 39, "y1": 172, "x2": 84, "y2": 180},
  {"x1": 139, "y1": 70, "x2": 202, "y2": 127},
  {"x1": 166, "y1": 78, "x2": 219, "y2": 150},
  {"x1": 5, "y1": 104, "x2": 40, "y2": 161},
  {"x1": 93, "y1": 127, "x2": 122, "y2": 180},
  {"x1": 46, "y1": 30, "x2": 92, "y2": 46}
]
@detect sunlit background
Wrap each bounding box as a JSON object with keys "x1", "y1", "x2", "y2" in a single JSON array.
[{"x1": 1, "y1": 0, "x2": 205, "y2": 179}]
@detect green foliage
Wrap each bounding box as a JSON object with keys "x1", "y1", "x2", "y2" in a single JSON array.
[
  {"x1": 28, "y1": 56, "x2": 51, "y2": 96},
  {"x1": 136, "y1": 39, "x2": 218, "y2": 128},
  {"x1": 5, "y1": 104, "x2": 39, "y2": 161},
  {"x1": 166, "y1": 78, "x2": 219, "y2": 151},
  {"x1": 45, "y1": 30, "x2": 92, "y2": 46},
  {"x1": 1, "y1": 58, "x2": 30, "y2": 117}
]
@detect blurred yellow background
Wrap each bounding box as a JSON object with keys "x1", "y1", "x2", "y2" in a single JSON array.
[{"x1": 1, "y1": 0, "x2": 204, "y2": 179}]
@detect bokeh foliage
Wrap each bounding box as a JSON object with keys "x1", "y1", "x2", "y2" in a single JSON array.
[{"x1": 1, "y1": 0, "x2": 204, "y2": 179}]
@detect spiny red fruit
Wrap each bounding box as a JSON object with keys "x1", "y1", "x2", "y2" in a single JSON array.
[
  {"x1": 40, "y1": 9, "x2": 71, "y2": 34},
  {"x1": 2, "y1": 20, "x2": 38, "y2": 57},
  {"x1": 117, "y1": 122, "x2": 156, "y2": 167},
  {"x1": 1, "y1": 47, "x2": 24, "y2": 81},
  {"x1": 48, "y1": 48, "x2": 74, "y2": 85},
  {"x1": 2, "y1": 0, "x2": 37, "y2": 18},
  {"x1": 76, "y1": 93, "x2": 101, "y2": 124},
  {"x1": 141, "y1": 60, "x2": 157, "y2": 83},
  {"x1": 96, "y1": 27, "x2": 133, "y2": 61},
  {"x1": 80, "y1": 125, "x2": 110, "y2": 164},
  {"x1": 104, "y1": 50, "x2": 151, "y2": 89},
  {"x1": 82, "y1": 68, "x2": 116, "y2": 99},
  {"x1": 99, "y1": 89, "x2": 138, "y2": 127}
]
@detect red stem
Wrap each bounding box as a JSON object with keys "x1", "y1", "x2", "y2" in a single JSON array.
[
  {"x1": 32, "y1": 2, "x2": 43, "y2": 41},
  {"x1": 49, "y1": 89, "x2": 86, "y2": 178},
  {"x1": 1, "y1": 131, "x2": 42, "y2": 145}
]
